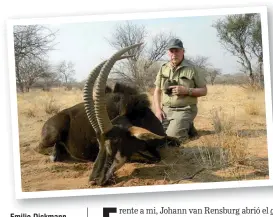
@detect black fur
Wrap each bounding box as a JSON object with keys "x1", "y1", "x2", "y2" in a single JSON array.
[{"x1": 37, "y1": 83, "x2": 176, "y2": 163}]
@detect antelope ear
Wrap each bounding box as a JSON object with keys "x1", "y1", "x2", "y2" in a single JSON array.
[{"x1": 128, "y1": 126, "x2": 165, "y2": 141}]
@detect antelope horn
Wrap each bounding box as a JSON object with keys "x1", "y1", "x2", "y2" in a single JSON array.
[
  {"x1": 94, "y1": 43, "x2": 143, "y2": 133},
  {"x1": 83, "y1": 56, "x2": 134, "y2": 135}
]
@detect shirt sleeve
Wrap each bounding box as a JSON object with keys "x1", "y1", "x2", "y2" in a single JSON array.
[
  {"x1": 193, "y1": 67, "x2": 207, "y2": 88},
  {"x1": 154, "y1": 67, "x2": 162, "y2": 88}
]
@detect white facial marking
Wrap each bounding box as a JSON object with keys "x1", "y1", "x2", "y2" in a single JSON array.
[
  {"x1": 105, "y1": 151, "x2": 127, "y2": 182},
  {"x1": 105, "y1": 140, "x2": 112, "y2": 155}
]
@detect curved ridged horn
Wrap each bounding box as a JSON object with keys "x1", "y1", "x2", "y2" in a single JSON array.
[
  {"x1": 83, "y1": 56, "x2": 134, "y2": 134},
  {"x1": 83, "y1": 60, "x2": 107, "y2": 134},
  {"x1": 94, "y1": 43, "x2": 143, "y2": 133}
]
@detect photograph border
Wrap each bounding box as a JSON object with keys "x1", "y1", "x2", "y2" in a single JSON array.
[{"x1": 6, "y1": 5, "x2": 273, "y2": 199}]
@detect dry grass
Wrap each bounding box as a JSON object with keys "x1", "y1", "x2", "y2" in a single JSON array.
[
  {"x1": 18, "y1": 88, "x2": 83, "y2": 118},
  {"x1": 185, "y1": 84, "x2": 267, "y2": 181},
  {"x1": 44, "y1": 96, "x2": 61, "y2": 115},
  {"x1": 16, "y1": 84, "x2": 269, "y2": 191},
  {"x1": 244, "y1": 102, "x2": 261, "y2": 116},
  {"x1": 23, "y1": 104, "x2": 38, "y2": 118},
  {"x1": 210, "y1": 107, "x2": 236, "y2": 134},
  {"x1": 193, "y1": 133, "x2": 248, "y2": 169},
  {"x1": 242, "y1": 86, "x2": 265, "y2": 116},
  {"x1": 191, "y1": 105, "x2": 248, "y2": 170}
]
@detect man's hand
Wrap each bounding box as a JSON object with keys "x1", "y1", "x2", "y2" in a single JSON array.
[
  {"x1": 155, "y1": 108, "x2": 166, "y2": 122},
  {"x1": 169, "y1": 85, "x2": 188, "y2": 96}
]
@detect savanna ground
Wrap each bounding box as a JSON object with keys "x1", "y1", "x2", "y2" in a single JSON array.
[{"x1": 17, "y1": 84, "x2": 269, "y2": 192}]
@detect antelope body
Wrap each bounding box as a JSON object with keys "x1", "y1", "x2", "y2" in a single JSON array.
[{"x1": 37, "y1": 44, "x2": 179, "y2": 186}]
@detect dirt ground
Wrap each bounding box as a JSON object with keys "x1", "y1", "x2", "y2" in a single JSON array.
[{"x1": 17, "y1": 84, "x2": 269, "y2": 192}]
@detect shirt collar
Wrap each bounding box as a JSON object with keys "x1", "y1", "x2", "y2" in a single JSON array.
[{"x1": 167, "y1": 58, "x2": 192, "y2": 69}]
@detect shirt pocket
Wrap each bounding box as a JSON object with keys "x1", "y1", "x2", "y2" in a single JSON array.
[
  {"x1": 160, "y1": 71, "x2": 171, "y2": 90},
  {"x1": 179, "y1": 71, "x2": 195, "y2": 88}
]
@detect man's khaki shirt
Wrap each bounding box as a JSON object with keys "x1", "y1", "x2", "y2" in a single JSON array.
[{"x1": 154, "y1": 59, "x2": 206, "y2": 107}]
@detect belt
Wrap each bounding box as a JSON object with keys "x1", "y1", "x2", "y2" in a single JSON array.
[
  {"x1": 169, "y1": 107, "x2": 187, "y2": 111},
  {"x1": 163, "y1": 104, "x2": 195, "y2": 111},
  {"x1": 163, "y1": 105, "x2": 187, "y2": 109}
]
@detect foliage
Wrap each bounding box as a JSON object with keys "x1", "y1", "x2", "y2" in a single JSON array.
[
  {"x1": 106, "y1": 21, "x2": 176, "y2": 91},
  {"x1": 13, "y1": 25, "x2": 58, "y2": 92},
  {"x1": 213, "y1": 14, "x2": 263, "y2": 88}
]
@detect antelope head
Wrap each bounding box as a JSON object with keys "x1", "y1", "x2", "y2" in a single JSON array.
[{"x1": 83, "y1": 43, "x2": 166, "y2": 186}]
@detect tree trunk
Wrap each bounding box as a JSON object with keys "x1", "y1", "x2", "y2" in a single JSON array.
[
  {"x1": 249, "y1": 72, "x2": 255, "y2": 86},
  {"x1": 210, "y1": 78, "x2": 214, "y2": 85},
  {"x1": 258, "y1": 55, "x2": 264, "y2": 89},
  {"x1": 241, "y1": 49, "x2": 254, "y2": 86},
  {"x1": 16, "y1": 62, "x2": 25, "y2": 93}
]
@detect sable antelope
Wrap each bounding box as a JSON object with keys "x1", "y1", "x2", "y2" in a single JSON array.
[{"x1": 36, "y1": 43, "x2": 180, "y2": 186}]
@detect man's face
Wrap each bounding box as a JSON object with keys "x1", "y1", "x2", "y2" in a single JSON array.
[{"x1": 168, "y1": 48, "x2": 184, "y2": 66}]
